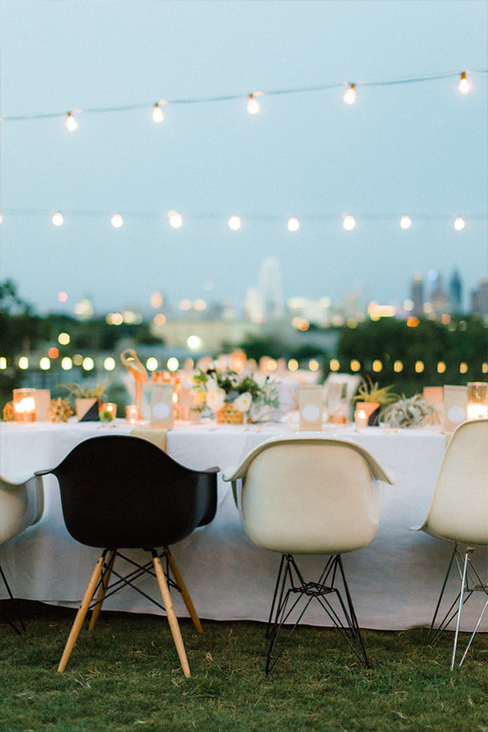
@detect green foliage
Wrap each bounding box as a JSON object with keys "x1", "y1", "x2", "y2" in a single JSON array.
[
  {"x1": 353, "y1": 377, "x2": 399, "y2": 405},
  {"x1": 0, "y1": 603, "x2": 486, "y2": 732},
  {"x1": 337, "y1": 316, "x2": 488, "y2": 396}
]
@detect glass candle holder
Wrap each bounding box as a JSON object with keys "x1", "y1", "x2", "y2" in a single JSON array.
[
  {"x1": 99, "y1": 402, "x2": 117, "y2": 422},
  {"x1": 354, "y1": 408, "x2": 369, "y2": 427},
  {"x1": 125, "y1": 405, "x2": 140, "y2": 424},
  {"x1": 13, "y1": 388, "x2": 37, "y2": 423},
  {"x1": 467, "y1": 382, "x2": 488, "y2": 420}
]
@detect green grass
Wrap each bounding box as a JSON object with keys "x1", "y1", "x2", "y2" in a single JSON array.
[{"x1": 1, "y1": 602, "x2": 487, "y2": 732}]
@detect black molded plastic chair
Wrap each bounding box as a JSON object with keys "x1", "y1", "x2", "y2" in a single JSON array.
[{"x1": 35, "y1": 435, "x2": 218, "y2": 676}]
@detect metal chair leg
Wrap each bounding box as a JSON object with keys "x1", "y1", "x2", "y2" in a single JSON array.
[{"x1": 0, "y1": 564, "x2": 26, "y2": 634}]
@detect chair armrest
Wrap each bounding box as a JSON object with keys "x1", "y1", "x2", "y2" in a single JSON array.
[
  {"x1": 34, "y1": 468, "x2": 53, "y2": 477},
  {"x1": 201, "y1": 466, "x2": 220, "y2": 474}
]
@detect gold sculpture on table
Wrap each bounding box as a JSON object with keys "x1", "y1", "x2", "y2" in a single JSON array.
[{"x1": 120, "y1": 349, "x2": 148, "y2": 413}]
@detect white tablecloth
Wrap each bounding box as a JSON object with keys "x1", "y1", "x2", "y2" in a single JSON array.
[{"x1": 1, "y1": 419, "x2": 486, "y2": 631}]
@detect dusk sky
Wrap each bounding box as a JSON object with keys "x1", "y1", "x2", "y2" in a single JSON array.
[{"x1": 0, "y1": 0, "x2": 487, "y2": 316}]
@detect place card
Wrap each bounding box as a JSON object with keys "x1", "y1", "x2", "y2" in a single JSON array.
[
  {"x1": 150, "y1": 383, "x2": 174, "y2": 429},
  {"x1": 443, "y1": 385, "x2": 467, "y2": 434},
  {"x1": 298, "y1": 385, "x2": 323, "y2": 431}
]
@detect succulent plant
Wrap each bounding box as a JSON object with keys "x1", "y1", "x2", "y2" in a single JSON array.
[
  {"x1": 353, "y1": 377, "x2": 399, "y2": 406},
  {"x1": 383, "y1": 394, "x2": 436, "y2": 428},
  {"x1": 59, "y1": 380, "x2": 107, "y2": 399}
]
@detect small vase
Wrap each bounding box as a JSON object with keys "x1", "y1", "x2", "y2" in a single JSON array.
[
  {"x1": 355, "y1": 401, "x2": 381, "y2": 426},
  {"x1": 216, "y1": 403, "x2": 244, "y2": 425}
]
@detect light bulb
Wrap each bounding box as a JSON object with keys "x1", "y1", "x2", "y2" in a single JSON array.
[
  {"x1": 247, "y1": 93, "x2": 260, "y2": 114},
  {"x1": 65, "y1": 112, "x2": 78, "y2": 131},
  {"x1": 111, "y1": 213, "x2": 123, "y2": 228},
  {"x1": 287, "y1": 217, "x2": 300, "y2": 232},
  {"x1": 52, "y1": 212, "x2": 64, "y2": 226},
  {"x1": 454, "y1": 216, "x2": 465, "y2": 231},
  {"x1": 168, "y1": 210, "x2": 182, "y2": 228},
  {"x1": 228, "y1": 215, "x2": 241, "y2": 230},
  {"x1": 152, "y1": 103, "x2": 165, "y2": 123},
  {"x1": 343, "y1": 215, "x2": 356, "y2": 230},
  {"x1": 459, "y1": 72, "x2": 470, "y2": 94},
  {"x1": 343, "y1": 84, "x2": 356, "y2": 105},
  {"x1": 400, "y1": 215, "x2": 412, "y2": 229}
]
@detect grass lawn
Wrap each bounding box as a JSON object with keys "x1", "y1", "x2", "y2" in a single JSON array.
[{"x1": 0, "y1": 601, "x2": 487, "y2": 732}]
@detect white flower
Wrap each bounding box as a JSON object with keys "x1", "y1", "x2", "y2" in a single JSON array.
[
  {"x1": 206, "y1": 387, "x2": 226, "y2": 413},
  {"x1": 206, "y1": 376, "x2": 219, "y2": 392},
  {"x1": 233, "y1": 392, "x2": 252, "y2": 413}
]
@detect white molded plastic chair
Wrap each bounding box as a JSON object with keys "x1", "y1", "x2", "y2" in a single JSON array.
[
  {"x1": 417, "y1": 418, "x2": 488, "y2": 668},
  {"x1": 0, "y1": 474, "x2": 44, "y2": 632},
  {"x1": 224, "y1": 434, "x2": 393, "y2": 672}
]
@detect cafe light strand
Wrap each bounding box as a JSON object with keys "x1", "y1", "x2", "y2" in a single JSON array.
[{"x1": 1, "y1": 68, "x2": 486, "y2": 125}]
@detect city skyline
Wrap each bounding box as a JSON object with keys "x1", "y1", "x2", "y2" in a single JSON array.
[{"x1": 0, "y1": 0, "x2": 487, "y2": 313}]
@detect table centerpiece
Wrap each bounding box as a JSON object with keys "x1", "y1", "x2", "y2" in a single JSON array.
[{"x1": 192, "y1": 367, "x2": 279, "y2": 424}]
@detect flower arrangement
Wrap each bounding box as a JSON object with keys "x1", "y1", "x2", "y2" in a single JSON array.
[
  {"x1": 192, "y1": 367, "x2": 279, "y2": 419},
  {"x1": 383, "y1": 394, "x2": 436, "y2": 428}
]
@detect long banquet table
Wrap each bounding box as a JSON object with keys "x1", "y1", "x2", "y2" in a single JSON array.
[{"x1": 1, "y1": 418, "x2": 486, "y2": 632}]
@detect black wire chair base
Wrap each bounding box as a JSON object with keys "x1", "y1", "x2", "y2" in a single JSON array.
[
  {"x1": 88, "y1": 548, "x2": 183, "y2": 618},
  {"x1": 0, "y1": 564, "x2": 26, "y2": 634},
  {"x1": 427, "y1": 543, "x2": 488, "y2": 668},
  {"x1": 265, "y1": 554, "x2": 370, "y2": 674}
]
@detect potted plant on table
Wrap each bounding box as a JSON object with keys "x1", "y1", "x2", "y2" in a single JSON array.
[
  {"x1": 59, "y1": 381, "x2": 107, "y2": 422},
  {"x1": 353, "y1": 377, "x2": 399, "y2": 426}
]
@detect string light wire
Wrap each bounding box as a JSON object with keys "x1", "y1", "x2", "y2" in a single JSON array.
[{"x1": 1, "y1": 69, "x2": 486, "y2": 123}]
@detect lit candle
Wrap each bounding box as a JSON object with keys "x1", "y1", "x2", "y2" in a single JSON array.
[
  {"x1": 467, "y1": 403, "x2": 488, "y2": 420},
  {"x1": 466, "y1": 382, "x2": 488, "y2": 420},
  {"x1": 13, "y1": 388, "x2": 37, "y2": 423},
  {"x1": 354, "y1": 408, "x2": 368, "y2": 427},
  {"x1": 125, "y1": 405, "x2": 140, "y2": 424},
  {"x1": 99, "y1": 403, "x2": 117, "y2": 422}
]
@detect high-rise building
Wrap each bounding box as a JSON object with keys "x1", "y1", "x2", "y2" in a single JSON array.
[
  {"x1": 428, "y1": 270, "x2": 447, "y2": 315},
  {"x1": 411, "y1": 273, "x2": 424, "y2": 317},
  {"x1": 257, "y1": 257, "x2": 285, "y2": 322},
  {"x1": 471, "y1": 279, "x2": 488, "y2": 317},
  {"x1": 448, "y1": 269, "x2": 463, "y2": 312}
]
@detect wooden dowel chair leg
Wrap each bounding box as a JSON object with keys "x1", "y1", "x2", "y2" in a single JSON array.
[
  {"x1": 164, "y1": 547, "x2": 203, "y2": 634},
  {"x1": 152, "y1": 551, "x2": 191, "y2": 678},
  {"x1": 89, "y1": 550, "x2": 116, "y2": 631},
  {"x1": 58, "y1": 555, "x2": 105, "y2": 673}
]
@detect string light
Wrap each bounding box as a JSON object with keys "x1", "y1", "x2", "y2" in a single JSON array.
[
  {"x1": 343, "y1": 83, "x2": 356, "y2": 105},
  {"x1": 52, "y1": 212, "x2": 64, "y2": 226},
  {"x1": 168, "y1": 210, "x2": 182, "y2": 228},
  {"x1": 1, "y1": 69, "x2": 486, "y2": 129},
  {"x1": 287, "y1": 217, "x2": 300, "y2": 232},
  {"x1": 459, "y1": 71, "x2": 470, "y2": 94},
  {"x1": 110, "y1": 213, "x2": 123, "y2": 228},
  {"x1": 152, "y1": 102, "x2": 165, "y2": 123},
  {"x1": 228, "y1": 215, "x2": 241, "y2": 230},
  {"x1": 247, "y1": 93, "x2": 260, "y2": 115},
  {"x1": 400, "y1": 215, "x2": 412, "y2": 229},
  {"x1": 343, "y1": 215, "x2": 356, "y2": 230},
  {"x1": 65, "y1": 112, "x2": 78, "y2": 131},
  {"x1": 454, "y1": 216, "x2": 465, "y2": 230}
]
